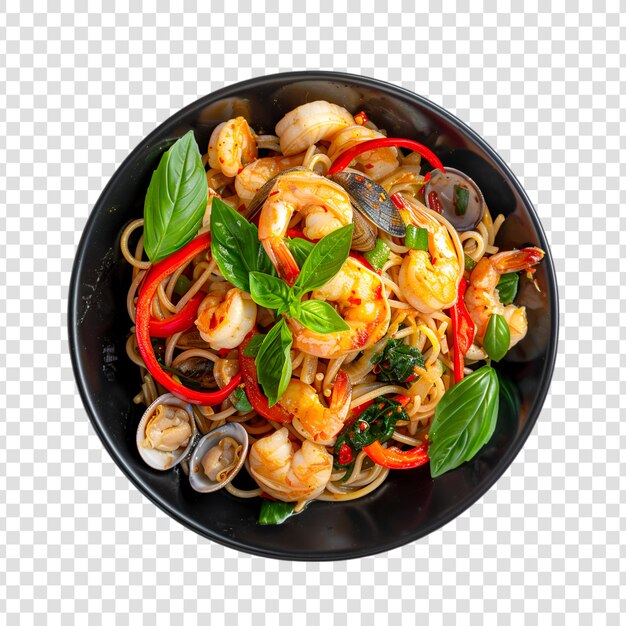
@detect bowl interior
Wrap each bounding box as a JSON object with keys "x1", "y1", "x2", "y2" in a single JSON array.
[{"x1": 69, "y1": 72, "x2": 558, "y2": 560}]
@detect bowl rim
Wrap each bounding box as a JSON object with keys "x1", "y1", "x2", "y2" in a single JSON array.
[{"x1": 68, "y1": 70, "x2": 559, "y2": 561}]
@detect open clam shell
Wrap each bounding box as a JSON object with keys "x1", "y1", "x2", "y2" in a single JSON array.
[
  {"x1": 136, "y1": 393, "x2": 197, "y2": 471},
  {"x1": 328, "y1": 171, "x2": 406, "y2": 237},
  {"x1": 424, "y1": 167, "x2": 485, "y2": 232},
  {"x1": 188, "y1": 423, "x2": 249, "y2": 493}
]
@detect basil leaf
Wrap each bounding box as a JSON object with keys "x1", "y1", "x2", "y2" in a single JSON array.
[
  {"x1": 293, "y1": 224, "x2": 353, "y2": 294},
  {"x1": 258, "y1": 500, "x2": 296, "y2": 525},
  {"x1": 371, "y1": 338, "x2": 425, "y2": 383},
  {"x1": 255, "y1": 318, "x2": 293, "y2": 406},
  {"x1": 496, "y1": 272, "x2": 519, "y2": 305},
  {"x1": 210, "y1": 198, "x2": 271, "y2": 292},
  {"x1": 229, "y1": 386, "x2": 253, "y2": 413},
  {"x1": 249, "y1": 272, "x2": 290, "y2": 310},
  {"x1": 242, "y1": 333, "x2": 266, "y2": 357},
  {"x1": 296, "y1": 300, "x2": 350, "y2": 333},
  {"x1": 143, "y1": 131, "x2": 208, "y2": 262},
  {"x1": 286, "y1": 237, "x2": 314, "y2": 269},
  {"x1": 428, "y1": 366, "x2": 499, "y2": 478},
  {"x1": 483, "y1": 314, "x2": 510, "y2": 362}
]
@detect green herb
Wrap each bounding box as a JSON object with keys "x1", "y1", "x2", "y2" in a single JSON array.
[
  {"x1": 363, "y1": 238, "x2": 391, "y2": 270},
  {"x1": 334, "y1": 396, "x2": 408, "y2": 462},
  {"x1": 255, "y1": 318, "x2": 293, "y2": 406},
  {"x1": 258, "y1": 500, "x2": 296, "y2": 525},
  {"x1": 210, "y1": 198, "x2": 274, "y2": 292},
  {"x1": 371, "y1": 338, "x2": 425, "y2": 383},
  {"x1": 293, "y1": 224, "x2": 354, "y2": 294},
  {"x1": 249, "y1": 272, "x2": 290, "y2": 311},
  {"x1": 496, "y1": 272, "x2": 519, "y2": 305},
  {"x1": 173, "y1": 275, "x2": 191, "y2": 296},
  {"x1": 483, "y1": 314, "x2": 510, "y2": 362},
  {"x1": 297, "y1": 300, "x2": 349, "y2": 333},
  {"x1": 229, "y1": 386, "x2": 253, "y2": 413},
  {"x1": 242, "y1": 333, "x2": 266, "y2": 357},
  {"x1": 285, "y1": 236, "x2": 314, "y2": 268},
  {"x1": 405, "y1": 225, "x2": 429, "y2": 251},
  {"x1": 428, "y1": 366, "x2": 499, "y2": 478},
  {"x1": 453, "y1": 184, "x2": 470, "y2": 216},
  {"x1": 143, "y1": 131, "x2": 208, "y2": 262},
  {"x1": 464, "y1": 255, "x2": 477, "y2": 271}
]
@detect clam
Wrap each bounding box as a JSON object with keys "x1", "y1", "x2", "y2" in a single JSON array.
[
  {"x1": 136, "y1": 393, "x2": 197, "y2": 471},
  {"x1": 328, "y1": 171, "x2": 406, "y2": 238},
  {"x1": 188, "y1": 423, "x2": 249, "y2": 493},
  {"x1": 243, "y1": 166, "x2": 308, "y2": 220},
  {"x1": 424, "y1": 167, "x2": 485, "y2": 232}
]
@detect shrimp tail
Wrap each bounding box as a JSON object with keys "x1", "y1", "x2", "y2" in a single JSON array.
[
  {"x1": 263, "y1": 238, "x2": 300, "y2": 286},
  {"x1": 329, "y1": 371, "x2": 352, "y2": 421},
  {"x1": 493, "y1": 247, "x2": 544, "y2": 274}
]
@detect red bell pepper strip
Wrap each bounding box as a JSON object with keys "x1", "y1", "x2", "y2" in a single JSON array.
[
  {"x1": 135, "y1": 232, "x2": 242, "y2": 405},
  {"x1": 238, "y1": 331, "x2": 293, "y2": 424},
  {"x1": 363, "y1": 440, "x2": 429, "y2": 470},
  {"x1": 149, "y1": 292, "x2": 205, "y2": 338},
  {"x1": 449, "y1": 278, "x2": 475, "y2": 384},
  {"x1": 327, "y1": 137, "x2": 445, "y2": 181}
]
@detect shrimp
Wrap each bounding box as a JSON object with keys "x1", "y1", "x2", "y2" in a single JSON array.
[
  {"x1": 248, "y1": 427, "x2": 332, "y2": 504},
  {"x1": 465, "y1": 247, "x2": 544, "y2": 348},
  {"x1": 288, "y1": 257, "x2": 391, "y2": 358},
  {"x1": 280, "y1": 371, "x2": 352, "y2": 444},
  {"x1": 195, "y1": 283, "x2": 257, "y2": 350},
  {"x1": 398, "y1": 201, "x2": 462, "y2": 313},
  {"x1": 234, "y1": 153, "x2": 305, "y2": 207},
  {"x1": 327, "y1": 125, "x2": 399, "y2": 181},
  {"x1": 275, "y1": 100, "x2": 355, "y2": 156},
  {"x1": 258, "y1": 169, "x2": 353, "y2": 283},
  {"x1": 208, "y1": 116, "x2": 258, "y2": 177}
]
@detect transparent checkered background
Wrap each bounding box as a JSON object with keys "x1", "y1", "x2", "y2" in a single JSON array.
[{"x1": 1, "y1": 2, "x2": 623, "y2": 623}]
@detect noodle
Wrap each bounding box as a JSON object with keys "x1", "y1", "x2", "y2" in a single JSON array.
[{"x1": 122, "y1": 102, "x2": 544, "y2": 516}]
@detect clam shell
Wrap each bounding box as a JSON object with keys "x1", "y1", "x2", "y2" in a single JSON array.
[
  {"x1": 424, "y1": 167, "x2": 485, "y2": 232},
  {"x1": 188, "y1": 423, "x2": 249, "y2": 493},
  {"x1": 350, "y1": 206, "x2": 377, "y2": 252},
  {"x1": 136, "y1": 393, "x2": 197, "y2": 471},
  {"x1": 328, "y1": 171, "x2": 406, "y2": 237}
]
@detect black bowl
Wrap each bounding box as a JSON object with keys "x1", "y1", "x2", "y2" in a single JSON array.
[{"x1": 69, "y1": 72, "x2": 558, "y2": 560}]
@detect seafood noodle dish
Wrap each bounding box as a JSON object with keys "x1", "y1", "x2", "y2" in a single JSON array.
[{"x1": 121, "y1": 100, "x2": 545, "y2": 524}]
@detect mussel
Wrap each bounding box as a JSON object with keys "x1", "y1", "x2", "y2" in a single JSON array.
[
  {"x1": 424, "y1": 167, "x2": 485, "y2": 232},
  {"x1": 136, "y1": 393, "x2": 197, "y2": 470},
  {"x1": 328, "y1": 171, "x2": 406, "y2": 238},
  {"x1": 188, "y1": 423, "x2": 249, "y2": 493}
]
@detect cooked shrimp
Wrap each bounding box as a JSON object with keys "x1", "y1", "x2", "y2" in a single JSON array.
[
  {"x1": 258, "y1": 169, "x2": 353, "y2": 283},
  {"x1": 275, "y1": 101, "x2": 355, "y2": 156},
  {"x1": 465, "y1": 247, "x2": 544, "y2": 348},
  {"x1": 195, "y1": 284, "x2": 257, "y2": 350},
  {"x1": 327, "y1": 125, "x2": 399, "y2": 181},
  {"x1": 398, "y1": 201, "x2": 462, "y2": 313},
  {"x1": 208, "y1": 117, "x2": 258, "y2": 177},
  {"x1": 280, "y1": 371, "x2": 352, "y2": 444},
  {"x1": 288, "y1": 257, "x2": 391, "y2": 358},
  {"x1": 234, "y1": 153, "x2": 305, "y2": 207},
  {"x1": 248, "y1": 427, "x2": 333, "y2": 504}
]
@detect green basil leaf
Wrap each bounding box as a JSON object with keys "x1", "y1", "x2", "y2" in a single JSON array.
[
  {"x1": 249, "y1": 272, "x2": 290, "y2": 310},
  {"x1": 258, "y1": 500, "x2": 296, "y2": 525},
  {"x1": 143, "y1": 131, "x2": 208, "y2": 262},
  {"x1": 255, "y1": 318, "x2": 293, "y2": 406},
  {"x1": 429, "y1": 366, "x2": 499, "y2": 478},
  {"x1": 242, "y1": 333, "x2": 266, "y2": 357},
  {"x1": 229, "y1": 386, "x2": 253, "y2": 413},
  {"x1": 286, "y1": 237, "x2": 314, "y2": 269},
  {"x1": 496, "y1": 272, "x2": 519, "y2": 305},
  {"x1": 296, "y1": 300, "x2": 350, "y2": 333},
  {"x1": 293, "y1": 224, "x2": 353, "y2": 294},
  {"x1": 371, "y1": 338, "x2": 425, "y2": 383},
  {"x1": 483, "y1": 314, "x2": 510, "y2": 362},
  {"x1": 210, "y1": 198, "x2": 272, "y2": 292}
]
